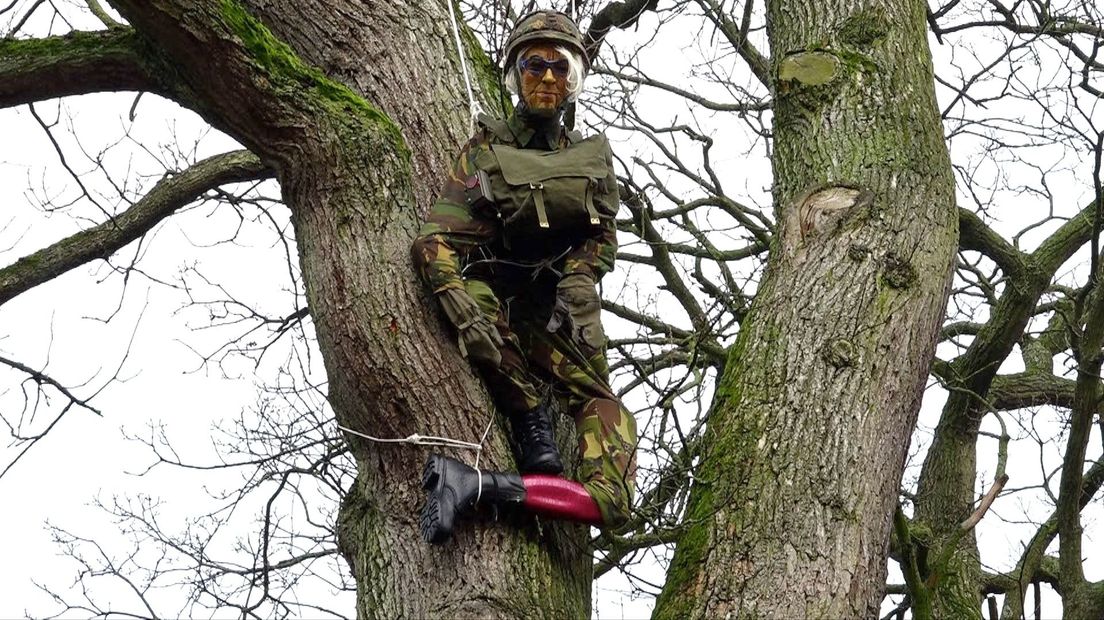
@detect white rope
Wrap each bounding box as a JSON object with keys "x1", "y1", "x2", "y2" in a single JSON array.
[
  {"x1": 339, "y1": 397, "x2": 498, "y2": 507},
  {"x1": 473, "y1": 406, "x2": 497, "y2": 470},
  {"x1": 337, "y1": 425, "x2": 484, "y2": 451},
  {"x1": 474, "y1": 466, "x2": 484, "y2": 505},
  {"x1": 337, "y1": 402, "x2": 498, "y2": 465},
  {"x1": 472, "y1": 405, "x2": 497, "y2": 505},
  {"x1": 445, "y1": 0, "x2": 485, "y2": 128}
]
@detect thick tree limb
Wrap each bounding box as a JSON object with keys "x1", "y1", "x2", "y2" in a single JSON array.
[
  {"x1": 1053, "y1": 265, "x2": 1104, "y2": 613},
  {"x1": 940, "y1": 320, "x2": 986, "y2": 341},
  {"x1": 1032, "y1": 200, "x2": 1099, "y2": 274},
  {"x1": 0, "y1": 150, "x2": 270, "y2": 306},
  {"x1": 927, "y1": 422, "x2": 1009, "y2": 588},
  {"x1": 894, "y1": 507, "x2": 932, "y2": 619},
  {"x1": 913, "y1": 207, "x2": 1101, "y2": 619},
  {"x1": 942, "y1": 200, "x2": 1096, "y2": 392},
  {"x1": 585, "y1": 0, "x2": 660, "y2": 61},
  {"x1": 958, "y1": 207, "x2": 1027, "y2": 280},
  {"x1": 0, "y1": 29, "x2": 176, "y2": 109},
  {"x1": 988, "y1": 371, "x2": 1077, "y2": 411}
]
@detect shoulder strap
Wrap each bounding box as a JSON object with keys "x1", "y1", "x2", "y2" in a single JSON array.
[
  {"x1": 476, "y1": 113, "x2": 515, "y2": 144},
  {"x1": 566, "y1": 128, "x2": 584, "y2": 144}
]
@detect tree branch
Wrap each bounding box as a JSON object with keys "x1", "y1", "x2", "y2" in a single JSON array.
[
  {"x1": 995, "y1": 454, "x2": 1104, "y2": 616},
  {"x1": 894, "y1": 506, "x2": 932, "y2": 619},
  {"x1": 695, "y1": 0, "x2": 770, "y2": 88},
  {"x1": 86, "y1": 0, "x2": 124, "y2": 29},
  {"x1": 958, "y1": 207, "x2": 1028, "y2": 280},
  {"x1": 593, "y1": 66, "x2": 771, "y2": 113},
  {"x1": 584, "y1": 0, "x2": 660, "y2": 61},
  {"x1": 0, "y1": 150, "x2": 270, "y2": 306},
  {"x1": 926, "y1": 426, "x2": 1009, "y2": 593},
  {"x1": 1033, "y1": 200, "x2": 1100, "y2": 274},
  {"x1": 988, "y1": 371, "x2": 1078, "y2": 411},
  {"x1": 0, "y1": 29, "x2": 176, "y2": 109}
]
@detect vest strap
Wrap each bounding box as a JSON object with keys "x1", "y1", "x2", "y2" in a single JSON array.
[
  {"x1": 530, "y1": 182, "x2": 550, "y2": 229},
  {"x1": 584, "y1": 180, "x2": 600, "y2": 225}
]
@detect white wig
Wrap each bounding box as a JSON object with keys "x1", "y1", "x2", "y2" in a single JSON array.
[{"x1": 504, "y1": 45, "x2": 587, "y2": 103}]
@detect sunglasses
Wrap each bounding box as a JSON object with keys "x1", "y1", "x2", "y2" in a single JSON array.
[{"x1": 518, "y1": 56, "x2": 570, "y2": 78}]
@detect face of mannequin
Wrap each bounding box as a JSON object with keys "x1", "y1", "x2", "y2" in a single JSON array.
[{"x1": 517, "y1": 44, "x2": 569, "y2": 116}]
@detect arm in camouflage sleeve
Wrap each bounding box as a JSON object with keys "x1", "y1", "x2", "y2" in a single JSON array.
[
  {"x1": 563, "y1": 141, "x2": 620, "y2": 281},
  {"x1": 563, "y1": 217, "x2": 618, "y2": 281},
  {"x1": 411, "y1": 136, "x2": 498, "y2": 293}
]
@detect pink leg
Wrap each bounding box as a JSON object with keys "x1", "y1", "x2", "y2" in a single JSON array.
[{"x1": 521, "y1": 474, "x2": 604, "y2": 525}]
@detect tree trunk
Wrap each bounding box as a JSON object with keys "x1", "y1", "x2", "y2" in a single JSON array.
[
  {"x1": 653, "y1": 0, "x2": 957, "y2": 617},
  {"x1": 107, "y1": 1, "x2": 590, "y2": 617}
]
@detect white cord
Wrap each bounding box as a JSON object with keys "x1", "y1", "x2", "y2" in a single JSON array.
[
  {"x1": 337, "y1": 401, "x2": 498, "y2": 470},
  {"x1": 445, "y1": 0, "x2": 485, "y2": 129},
  {"x1": 473, "y1": 407, "x2": 496, "y2": 470},
  {"x1": 337, "y1": 425, "x2": 483, "y2": 451},
  {"x1": 474, "y1": 466, "x2": 484, "y2": 505}
]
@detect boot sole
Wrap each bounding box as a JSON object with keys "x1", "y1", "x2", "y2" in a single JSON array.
[{"x1": 420, "y1": 455, "x2": 452, "y2": 545}]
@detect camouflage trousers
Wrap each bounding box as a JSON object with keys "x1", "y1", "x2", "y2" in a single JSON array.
[{"x1": 463, "y1": 273, "x2": 637, "y2": 527}]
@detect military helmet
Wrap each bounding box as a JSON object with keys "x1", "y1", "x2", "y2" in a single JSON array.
[{"x1": 503, "y1": 10, "x2": 590, "y2": 71}]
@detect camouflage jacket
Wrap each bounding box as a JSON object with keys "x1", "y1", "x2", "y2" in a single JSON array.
[{"x1": 412, "y1": 111, "x2": 619, "y2": 295}]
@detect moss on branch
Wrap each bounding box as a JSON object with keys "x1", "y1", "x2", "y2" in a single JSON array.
[
  {"x1": 0, "y1": 29, "x2": 172, "y2": 107},
  {"x1": 218, "y1": 0, "x2": 408, "y2": 155}
]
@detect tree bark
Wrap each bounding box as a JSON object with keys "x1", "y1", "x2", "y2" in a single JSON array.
[
  {"x1": 102, "y1": 0, "x2": 591, "y2": 616},
  {"x1": 654, "y1": 0, "x2": 957, "y2": 617}
]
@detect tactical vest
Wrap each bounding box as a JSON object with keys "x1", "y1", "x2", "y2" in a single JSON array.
[{"x1": 470, "y1": 115, "x2": 618, "y2": 244}]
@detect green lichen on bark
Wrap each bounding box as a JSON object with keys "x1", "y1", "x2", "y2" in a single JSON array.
[
  {"x1": 655, "y1": 318, "x2": 787, "y2": 618},
  {"x1": 335, "y1": 480, "x2": 381, "y2": 613},
  {"x1": 928, "y1": 551, "x2": 984, "y2": 620},
  {"x1": 834, "y1": 48, "x2": 879, "y2": 74},
  {"x1": 218, "y1": 0, "x2": 408, "y2": 154},
  {"x1": 882, "y1": 253, "x2": 918, "y2": 289},
  {"x1": 778, "y1": 51, "x2": 840, "y2": 86},
  {"x1": 0, "y1": 28, "x2": 131, "y2": 57},
  {"x1": 457, "y1": 12, "x2": 510, "y2": 117},
  {"x1": 0, "y1": 27, "x2": 182, "y2": 103},
  {"x1": 837, "y1": 7, "x2": 890, "y2": 47},
  {"x1": 775, "y1": 48, "x2": 877, "y2": 116},
  {"x1": 652, "y1": 479, "x2": 714, "y2": 619}
]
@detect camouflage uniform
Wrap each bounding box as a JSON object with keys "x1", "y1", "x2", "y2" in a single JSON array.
[{"x1": 411, "y1": 112, "x2": 636, "y2": 526}]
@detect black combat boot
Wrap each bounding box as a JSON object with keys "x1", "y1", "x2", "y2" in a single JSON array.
[
  {"x1": 509, "y1": 403, "x2": 565, "y2": 475},
  {"x1": 420, "y1": 454, "x2": 527, "y2": 545}
]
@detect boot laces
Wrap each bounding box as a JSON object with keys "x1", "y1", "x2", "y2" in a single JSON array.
[{"x1": 523, "y1": 408, "x2": 556, "y2": 449}]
